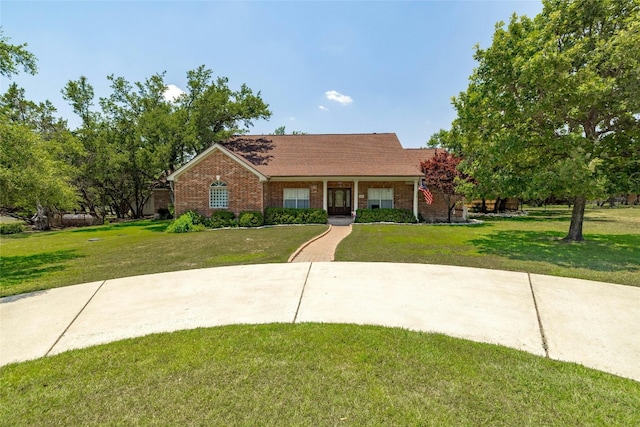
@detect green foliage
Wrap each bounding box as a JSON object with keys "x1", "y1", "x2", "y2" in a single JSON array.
[
  {"x1": 264, "y1": 208, "x2": 327, "y2": 225},
  {"x1": 271, "y1": 125, "x2": 307, "y2": 135},
  {"x1": 180, "y1": 65, "x2": 272, "y2": 157},
  {"x1": 0, "y1": 221, "x2": 25, "y2": 234},
  {"x1": 238, "y1": 211, "x2": 264, "y2": 227},
  {"x1": 62, "y1": 66, "x2": 271, "y2": 220},
  {"x1": 354, "y1": 208, "x2": 417, "y2": 223},
  {"x1": 0, "y1": 113, "x2": 79, "y2": 215},
  {"x1": 205, "y1": 210, "x2": 237, "y2": 228},
  {"x1": 448, "y1": 0, "x2": 640, "y2": 240},
  {"x1": 166, "y1": 211, "x2": 206, "y2": 233},
  {"x1": 0, "y1": 29, "x2": 37, "y2": 78}
]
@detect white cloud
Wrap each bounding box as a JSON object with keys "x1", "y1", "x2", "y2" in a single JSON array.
[
  {"x1": 163, "y1": 84, "x2": 185, "y2": 102},
  {"x1": 318, "y1": 105, "x2": 328, "y2": 111},
  {"x1": 325, "y1": 90, "x2": 353, "y2": 105}
]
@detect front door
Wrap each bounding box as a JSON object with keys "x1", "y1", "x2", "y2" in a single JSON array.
[{"x1": 328, "y1": 188, "x2": 351, "y2": 216}]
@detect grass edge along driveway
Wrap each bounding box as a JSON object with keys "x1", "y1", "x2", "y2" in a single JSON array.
[
  {"x1": 336, "y1": 207, "x2": 640, "y2": 287},
  {"x1": 1, "y1": 206, "x2": 638, "y2": 298},
  {"x1": 0, "y1": 223, "x2": 328, "y2": 297},
  {"x1": 1, "y1": 323, "x2": 638, "y2": 425}
]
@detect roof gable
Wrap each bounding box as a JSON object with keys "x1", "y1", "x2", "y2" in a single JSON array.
[{"x1": 167, "y1": 143, "x2": 268, "y2": 182}]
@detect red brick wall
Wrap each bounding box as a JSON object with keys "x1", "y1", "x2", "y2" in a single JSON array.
[
  {"x1": 267, "y1": 181, "x2": 324, "y2": 208},
  {"x1": 173, "y1": 150, "x2": 264, "y2": 217},
  {"x1": 154, "y1": 188, "x2": 172, "y2": 210},
  {"x1": 419, "y1": 189, "x2": 465, "y2": 222}
]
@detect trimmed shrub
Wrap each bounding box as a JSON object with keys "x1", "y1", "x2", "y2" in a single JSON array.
[
  {"x1": 238, "y1": 211, "x2": 264, "y2": 227},
  {"x1": 0, "y1": 222, "x2": 25, "y2": 234},
  {"x1": 354, "y1": 208, "x2": 417, "y2": 223},
  {"x1": 166, "y1": 211, "x2": 206, "y2": 233},
  {"x1": 206, "y1": 210, "x2": 237, "y2": 229},
  {"x1": 264, "y1": 208, "x2": 328, "y2": 225}
]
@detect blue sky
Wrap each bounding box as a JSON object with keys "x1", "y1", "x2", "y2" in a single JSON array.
[{"x1": 2, "y1": 1, "x2": 543, "y2": 148}]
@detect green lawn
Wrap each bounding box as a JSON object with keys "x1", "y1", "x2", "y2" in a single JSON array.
[
  {"x1": 1, "y1": 324, "x2": 638, "y2": 426},
  {"x1": 337, "y1": 206, "x2": 640, "y2": 286},
  {"x1": 1, "y1": 207, "x2": 638, "y2": 298},
  {"x1": 2, "y1": 209, "x2": 638, "y2": 424},
  {"x1": 0, "y1": 222, "x2": 328, "y2": 297}
]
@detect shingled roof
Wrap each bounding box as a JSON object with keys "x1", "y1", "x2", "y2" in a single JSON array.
[{"x1": 226, "y1": 133, "x2": 426, "y2": 178}]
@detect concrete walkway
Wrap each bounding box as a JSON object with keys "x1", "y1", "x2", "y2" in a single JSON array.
[
  {"x1": 289, "y1": 225, "x2": 352, "y2": 262},
  {"x1": 1, "y1": 263, "x2": 638, "y2": 382}
]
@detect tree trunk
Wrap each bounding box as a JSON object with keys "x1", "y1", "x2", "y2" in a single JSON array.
[
  {"x1": 563, "y1": 196, "x2": 586, "y2": 242},
  {"x1": 35, "y1": 203, "x2": 50, "y2": 231},
  {"x1": 492, "y1": 197, "x2": 502, "y2": 214}
]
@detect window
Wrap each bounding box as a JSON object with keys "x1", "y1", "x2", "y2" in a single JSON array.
[
  {"x1": 283, "y1": 188, "x2": 310, "y2": 209},
  {"x1": 209, "y1": 181, "x2": 228, "y2": 208},
  {"x1": 367, "y1": 188, "x2": 393, "y2": 209}
]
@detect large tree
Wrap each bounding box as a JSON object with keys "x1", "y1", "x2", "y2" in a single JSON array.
[
  {"x1": 63, "y1": 66, "x2": 271, "y2": 219},
  {"x1": 448, "y1": 0, "x2": 639, "y2": 241},
  {"x1": 0, "y1": 33, "x2": 80, "y2": 228}
]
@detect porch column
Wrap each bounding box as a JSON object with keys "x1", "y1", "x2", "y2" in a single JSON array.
[
  {"x1": 323, "y1": 180, "x2": 328, "y2": 211},
  {"x1": 413, "y1": 179, "x2": 419, "y2": 221},
  {"x1": 353, "y1": 180, "x2": 359, "y2": 212}
]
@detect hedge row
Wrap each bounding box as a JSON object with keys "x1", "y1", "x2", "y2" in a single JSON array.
[
  {"x1": 167, "y1": 207, "x2": 418, "y2": 232},
  {"x1": 264, "y1": 208, "x2": 327, "y2": 225},
  {"x1": 0, "y1": 222, "x2": 25, "y2": 234},
  {"x1": 354, "y1": 208, "x2": 417, "y2": 223},
  {"x1": 166, "y1": 210, "x2": 265, "y2": 233}
]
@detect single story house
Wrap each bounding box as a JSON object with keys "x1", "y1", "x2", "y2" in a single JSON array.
[{"x1": 167, "y1": 133, "x2": 467, "y2": 222}]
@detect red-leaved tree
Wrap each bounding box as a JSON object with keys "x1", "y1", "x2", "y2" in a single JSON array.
[{"x1": 420, "y1": 151, "x2": 465, "y2": 223}]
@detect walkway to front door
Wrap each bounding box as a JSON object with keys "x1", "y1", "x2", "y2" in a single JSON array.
[
  {"x1": 327, "y1": 188, "x2": 351, "y2": 216},
  {"x1": 289, "y1": 225, "x2": 352, "y2": 262}
]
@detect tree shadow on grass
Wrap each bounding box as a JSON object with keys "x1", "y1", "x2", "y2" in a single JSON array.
[
  {"x1": 69, "y1": 220, "x2": 171, "y2": 234},
  {"x1": 143, "y1": 222, "x2": 170, "y2": 232},
  {"x1": 470, "y1": 231, "x2": 640, "y2": 272},
  {"x1": 70, "y1": 220, "x2": 157, "y2": 233},
  {"x1": 0, "y1": 250, "x2": 84, "y2": 288},
  {"x1": 476, "y1": 210, "x2": 613, "y2": 224}
]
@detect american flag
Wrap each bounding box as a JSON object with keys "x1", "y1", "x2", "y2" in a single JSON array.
[{"x1": 419, "y1": 183, "x2": 434, "y2": 205}]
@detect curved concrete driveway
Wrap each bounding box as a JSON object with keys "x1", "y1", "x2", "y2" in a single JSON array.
[{"x1": 1, "y1": 262, "x2": 638, "y2": 382}]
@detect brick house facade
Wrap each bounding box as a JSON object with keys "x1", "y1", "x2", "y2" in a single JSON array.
[{"x1": 167, "y1": 134, "x2": 466, "y2": 222}]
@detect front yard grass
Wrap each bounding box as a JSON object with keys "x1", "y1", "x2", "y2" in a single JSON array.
[
  {"x1": 336, "y1": 206, "x2": 640, "y2": 286},
  {"x1": 1, "y1": 324, "x2": 638, "y2": 426},
  {"x1": 0, "y1": 222, "x2": 327, "y2": 297},
  {"x1": 1, "y1": 206, "x2": 638, "y2": 298}
]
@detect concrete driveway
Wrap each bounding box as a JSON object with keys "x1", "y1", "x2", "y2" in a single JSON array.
[{"x1": 1, "y1": 262, "x2": 638, "y2": 382}]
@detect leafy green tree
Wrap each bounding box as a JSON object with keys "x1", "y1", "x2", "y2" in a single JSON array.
[
  {"x1": 272, "y1": 126, "x2": 307, "y2": 136},
  {"x1": 63, "y1": 66, "x2": 271, "y2": 219},
  {"x1": 0, "y1": 28, "x2": 37, "y2": 77},
  {"x1": 449, "y1": 0, "x2": 640, "y2": 241},
  {"x1": 0, "y1": 33, "x2": 80, "y2": 228},
  {"x1": 0, "y1": 117, "x2": 78, "y2": 221},
  {"x1": 179, "y1": 65, "x2": 271, "y2": 159}
]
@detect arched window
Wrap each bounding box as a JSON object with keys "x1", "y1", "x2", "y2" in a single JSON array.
[{"x1": 209, "y1": 181, "x2": 228, "y2": 208}]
